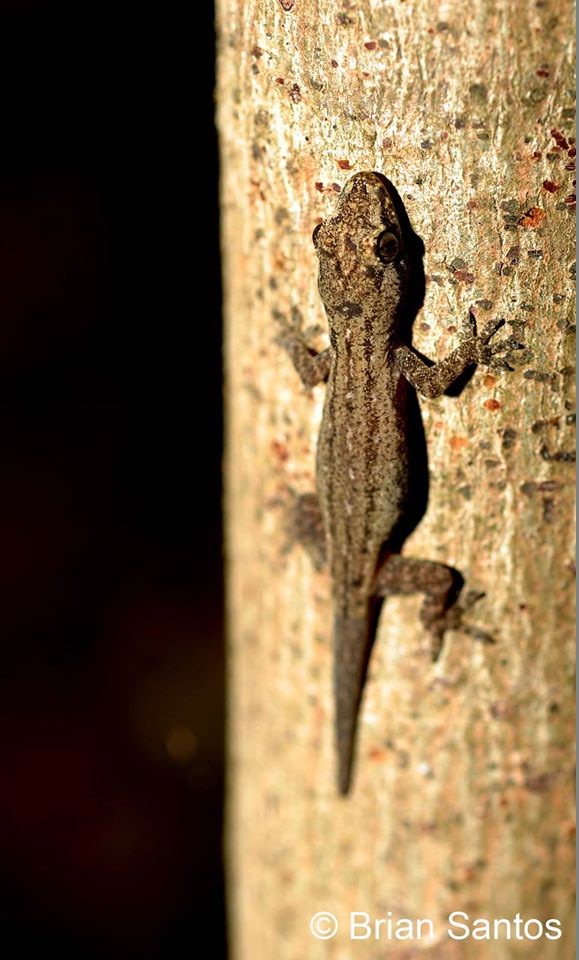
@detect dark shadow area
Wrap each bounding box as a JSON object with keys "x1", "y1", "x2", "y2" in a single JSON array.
[
  {"x1": 375, "y1": 173, "x2": 477, "y2": 548},
  {"x1": 373, "y1": 173, "x2": 430, "y2": 547},
  {"x1": 378, "y1": 172, "x2": 477, "y2": 394},
  {"x1": 0, "y1": 2, "x2": 225, "y2": 958}
]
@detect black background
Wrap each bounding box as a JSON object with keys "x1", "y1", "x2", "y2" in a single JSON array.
[{"x1": 0, "y1": 1, "x2": 225, "y2": 957}]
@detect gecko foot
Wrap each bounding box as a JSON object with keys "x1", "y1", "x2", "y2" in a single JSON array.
[
  {"x1": 273, "y1": 305, "x2": 323, "y2": 347},
  {"x1": 467, "y1": 310, "x2": 526, "y2": 373},
  {"x1": 428, "y1": 589, "x2": 495, "y2": 661}
]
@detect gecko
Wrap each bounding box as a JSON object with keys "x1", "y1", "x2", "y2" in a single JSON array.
[{"x1": 276, "y1": 171, "x2": 523, "y2": 795}]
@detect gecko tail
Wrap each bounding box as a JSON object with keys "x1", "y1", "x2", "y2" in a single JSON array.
[{"x1": 333, "y1": 612, "x2": 378, "y2": 796}]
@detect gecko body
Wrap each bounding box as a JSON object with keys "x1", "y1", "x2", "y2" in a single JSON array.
[{"x1": 277, "y1": 172, "x2": 522, "y2": 794}]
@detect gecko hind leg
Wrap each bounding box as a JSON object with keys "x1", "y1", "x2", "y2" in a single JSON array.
[
  {"x1": 280, "y1": 488, "x2": 326, "y2": 571},
  {"x1": 293, "y1": 491, "x2": 326, "y2": 570},
  {"x1": 373, "y1": 554, "x2": 478, "y2": 661}
]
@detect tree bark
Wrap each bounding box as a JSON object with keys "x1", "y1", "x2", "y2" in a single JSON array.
[{"x1": 217, "y1": 1, "x2": 575, "y2": 957}]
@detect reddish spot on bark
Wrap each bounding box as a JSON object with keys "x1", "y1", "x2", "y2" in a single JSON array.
[
  {"x1": 568, "y1": 146, "x2": 576, "y2": 157},
  {"x1": 551, "y1": 128, "x2": 569, "y2": 150},
  {"x1": 331, "y1": 183, "x2": 342, "y2": 193},
  {"x1": 517, "y1": 207, "x2": 546, "y2": 228},
  {"x1": 532, "y1": 151, "x2": 542, "y2": 160},
  {"x1": 364, "y1": 41, "x2": 377, "y2": 50},
  {"x1": 272, "y1": 440, "x2": 290, "y2": 462},
  {"x1": 490, "y1": 699, "x2": 514, "y2": 720},
  {"x1": 483, "y1": 374, "x2": 497, "y2": 388},
  {"x1": 251, "y1": 46, "x2": 263, "y2": 58},
  {"x1": 484, "y1": 399, "x2": 502, "y2": 412},
  {"x1": 382, "y1": 137, "x2": 393, "y2": 149},
  {"x1": 275, "y1": 77, "x2": 285, "y2": 85},
  {"x1": 250, "y1": 178, "x2": 266, "y2": 202},
  {"x1": 467, "y1": 199, "x2": 478, "y2": 209},
  {"x1": 536, "y1": 69, "x2": 549, "y2": 77},
  {"x1": 450, "y1": 435, "x2": 468, "y2": 450},
  {"x1": 277, "y1": 0, "x2": 295, "y2": 9},
  {"x1": 565, "y1": 162, "x2": 575, "y2": 171},
  {"x1": 337, "y1": 160, "x2": 352, "y2": 170},
  {"x1": 331, "y1": 59, "x2": 338, "y2": 68},
  {"x1": 289, "y1": 83, "x2": 302, "y2": 102},
  {"x1": 314, "y1": 182, "x2": 324, "y2": 192},
  {"x1": 564, "y1": 194, "x2": 576, "y2": 206},
  {"x1": 525, "y1": 771, "x2": 557, "y2": 793},
  {"x1": 542, "y1": 180, "x2": 560, "y2": 193},
  {"x1": 454, "y1": 269, "x2": 475, "y2": 283},
  {"x1": 446, "y1": 325, "x2": 458, "y2": 333},
  {"x1": 368, "y1": 747, "x2": 387, "y2": 763}
]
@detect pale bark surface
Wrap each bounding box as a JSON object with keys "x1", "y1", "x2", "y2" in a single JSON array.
[{"x1": 217, "y1": 1, "x2": 575, "y2": 957}]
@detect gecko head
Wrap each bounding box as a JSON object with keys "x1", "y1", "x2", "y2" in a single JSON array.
[{"x1": 312, "y1": 171, "x2": 410, "y2": 330}]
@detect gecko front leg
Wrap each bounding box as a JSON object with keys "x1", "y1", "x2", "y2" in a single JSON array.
[
  {"x1": 393, "y1": 312, "x2": 524, "y2": 399},
  {"x1": 274, "y1": 307, "x2": 331, "y2": 387}
]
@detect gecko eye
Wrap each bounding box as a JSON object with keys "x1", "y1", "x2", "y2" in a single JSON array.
[
  {"x1": 376, "y1": 230, "x2": 399, "y2": 262},
  {"x1": 312, "y1": 222, "x2": 323, "y2": 247}
]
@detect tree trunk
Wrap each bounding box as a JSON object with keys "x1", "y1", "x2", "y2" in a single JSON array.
[{"x1": 217, "y1": 1, "x2": 575, "y2": 957}]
